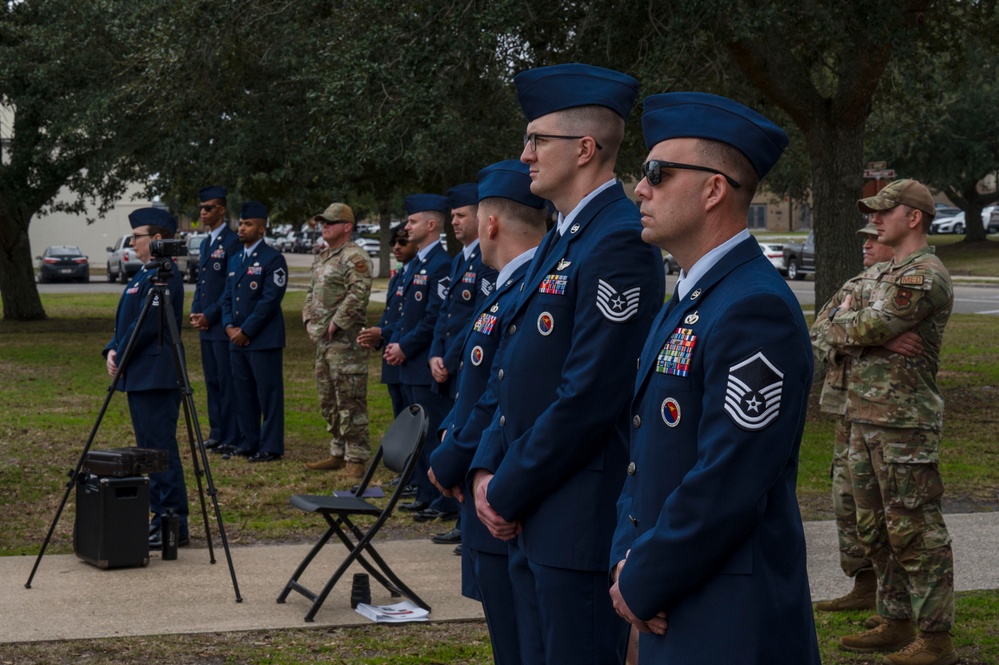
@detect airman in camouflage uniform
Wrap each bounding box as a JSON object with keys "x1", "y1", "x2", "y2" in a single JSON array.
[
  {"x1": 823, "y1": 180, "x2": 957, "y2": 665},
  {"x1": 810, "y1": 223, "x2": 893, "y2": 613},
  {"x1": 302, "y1": 203, "x2": 373, "y2": 479}
]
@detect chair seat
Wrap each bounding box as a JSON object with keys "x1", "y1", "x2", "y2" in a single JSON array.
[{"x1": 290, "y1": 494, "x2": 382, "y2": 516}]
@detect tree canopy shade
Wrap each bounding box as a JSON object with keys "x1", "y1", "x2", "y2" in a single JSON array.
[{"x1": 0, "y1": 0, "x2": 157, "y2": 319}]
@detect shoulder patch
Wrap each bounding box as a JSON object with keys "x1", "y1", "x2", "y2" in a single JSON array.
[
  {"x1": 595, "y1": 279, "x2": 640, "y2": 322},
  {"x1": 898, "y1": 274, "x2": 924, "y2": 286},
  {"x1": 723, "y1": 351, "x2": 784, "y2": 431},
  {"x1": 353, "y1": 259, "x2": 368, "y2": 273}
]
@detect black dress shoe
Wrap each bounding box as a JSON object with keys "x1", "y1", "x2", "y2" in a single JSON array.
[
  {"x1": 387, "y1": 474, "x2": 402, "y2": 487},
  {"x1": 222, "y1": 447, "x2": 253, "y2": 460},
  {"x1": 413, "y1": 508, "x2": 459, "y2": 523},
  {"x1": 213, "y1": 444, "x2": 238, "y2": 455},
  {"x1": 203, "y1": 438, "x2": 222, "y2": 450},
  {"x1": 401, "y1": 485, "x2": 418, "y2": 498},
  {"x1": 149, "y1": 522, "x2": 160, "y2": 536},
  {"x1": 248, "y1": 451, "x2": 282, "y2": 463},
  {"x1": 431, "y1": 527, "x2": 462, "y2": 544},
  {"x1": 399, "y1": 500, "x2": 429, "y2": 512},
  {"x1": 149, "y1": 531, "x2": 190, "y2": 549},
  {"x1": 453, "y1": 544, "x2": 462, "y2": 556}
]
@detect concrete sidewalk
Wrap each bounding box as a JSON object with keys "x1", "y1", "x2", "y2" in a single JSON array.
[{"x1": 2, "y1": 513, "x2": 997, "y2": 644}]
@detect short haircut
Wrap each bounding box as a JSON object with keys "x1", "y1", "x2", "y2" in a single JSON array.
[
  {"x1": 554, "y1": 105, "x2": 625, "y2": 166},
  {"x1": 147, "y1": 224, "x2": 174, "y2": 240},
  {"x1": 696, "y1": 139, "x2": 759, "y2": 202},
  {"x1": 423, "y1": 210, "x2": 446, "y2": 227},
  {"x1": 901, "y1": 204, "x2": 933, "y2": 233},
  {"x1": 479, "y1": 197, "x2": 548, "y2": 232}
]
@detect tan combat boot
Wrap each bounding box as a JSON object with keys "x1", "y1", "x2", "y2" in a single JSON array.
[
  {"x1": 840, "y1": 617, "x2": 916, "y2": 653},
  {"x1": 815, "y1": 568, "x2": 877, "y2": 611},
  {"x1": 883, "y1": 631, "x2": 958, "y2": 665},
  {"x1": 304, "y1": 455, "x2": 345, "y2": 471},
  {"x1": 336, "y1": 460, "x2": 366, "y2": 480},
  {"x1": 865, "y1": 614, "x2": 888, "y2": 629}
]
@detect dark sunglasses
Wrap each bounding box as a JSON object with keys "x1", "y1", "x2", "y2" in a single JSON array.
[
  {"x1": 321, "y1": 220, "x2": 349, "y2": 226},
  {"x1": 523, "y1": 132, "x2": 603, "y2": 152},
  {"x1": 391, "y1": 238, "x2": 409, "y2": 246},
  {"x1": 199, "y1": 204, "x2": 219, "y2": 212},
  {"x1": 641, "y1": 159, "x2": 741, "y2": 189}
]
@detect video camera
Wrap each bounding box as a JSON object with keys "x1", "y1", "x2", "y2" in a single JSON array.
[{"x1": 150, "y1": 238, "x2": 188, "y2": 258}]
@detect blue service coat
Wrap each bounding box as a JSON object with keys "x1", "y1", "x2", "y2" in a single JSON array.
[
  {"x1": 431, "y1": 261, "x2": 531, "y2": 559},
  {"x1": 611, "y1": 236, "x2": 820, "y2": 664},
  {"x1": 220, "y1": 242, "x2": 288, "y2": 350},
  {"x1": 104, "y1": 264, "x2": 185, "y2": 391},
  {"x1": 378, "y1": 264, "x2": 409, "y2": 385},
  {"x1": 470, "y1": 182, "x2": 665, "y2": 572},
  {"x1": 391, "y1": 243, "x2": 451, "y2": 387},
  {"x1": 428, "y1": 245, "x2": 498, "y2": 398},
  {"x1": 191, "y1": 225, "x2": 241, "y2": 341}
]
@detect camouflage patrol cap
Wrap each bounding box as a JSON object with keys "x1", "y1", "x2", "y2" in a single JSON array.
[
  {"x1": 314, "y1": 202, "x2": 355, "y2": 224},
  {"x1": 856, "y1": 223, "x2": 879, "y2": 237},
  {"x1": 857, "y1": 179, "x2": 935, "y2": 218}
]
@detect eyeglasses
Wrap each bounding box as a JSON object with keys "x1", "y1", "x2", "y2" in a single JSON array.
[
  {"x1": 131, "y1": 233, "x2": 152, "y2": 242},
  {"x1": 641, "y1": 159, "x2": 741, "y2": 189},
  {"x1": 391, "y1": 238, "x2": 409, "y2": 247},
  {"x1": 523, "y1": 133, "x2": 603, "y2": 152},
  {"x1": 199, "y1": 205, "x2": 219, "y2": 212},
  {"x1": 321, "y1": 219, "x2": 349, "y2": 226}
]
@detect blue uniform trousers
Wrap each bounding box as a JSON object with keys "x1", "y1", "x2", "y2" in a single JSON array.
[
  {"x1": 508, "y1": 540, "x2": 628, "y2": 665},
  {"x1": 200, "y1": 338, "x2": 238, "y2": 447},
  {"x1": 468, "y1": 546, "x2": 520, "y2": 665},
  {"x1": 230, "y1": 348, "x2": 284, "y2": 455},
  {"x1": 127, "y1": 388, "x2": 189, "y2": 535},
  {"x1": 387, "y1": 382, "x2": 407, "y2": 418},
  {"x1": 403, "y1": 383, "x2": 452, "y2": 505}
]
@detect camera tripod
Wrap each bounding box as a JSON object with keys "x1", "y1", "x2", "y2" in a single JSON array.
[{"x1": 25, "y1": 258, "x2": 242, "y2": 602}]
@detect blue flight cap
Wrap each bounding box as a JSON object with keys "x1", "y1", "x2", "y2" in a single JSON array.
[
  {"x1": 514, "y1": 63, "x2": 639, "y2": 121},
  {"x1": 477, "y1": 160, "x2": 546, "y2": 209},
  {"x1": 447, "y1": 183, "x2": 478, "y2": 209},
  {"x1": 240, "y1": 201, "x2": 269, "y2": 220},
  {"x1": 128, "y1": 207, "x2": 177, "y2": 235},
  {"x1": 404, "y1": 194, "x2": 450, "y2": 216},
  {"x1": 641, "y1": 92, "x2": 789, "y2": 180},
  {"x1": 199, "y1": 185, "x2": 227, "y2": 202}
]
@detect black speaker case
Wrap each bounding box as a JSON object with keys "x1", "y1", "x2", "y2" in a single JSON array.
[{"x1": 73, "y1": 474, "x2": 150, "y2": 569}]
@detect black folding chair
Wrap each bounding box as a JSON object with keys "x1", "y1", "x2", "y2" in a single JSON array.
[{"x1": 277, "y1": 404, "x2": 430, "y2": 622}]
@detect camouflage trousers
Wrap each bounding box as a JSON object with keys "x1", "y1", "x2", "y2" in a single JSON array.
[
  {"x1": 831, "y1": 417, "x2": 873, "y2": 578},
  {"x1": 848, "y1": 422, "x2": 954, "y2": 632},
  {"x1": 314, "y1": 343, "x2": 370, "y2": 463}
]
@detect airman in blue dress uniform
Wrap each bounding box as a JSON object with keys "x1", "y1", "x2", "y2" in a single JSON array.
[
  {"x1": 104, "y1": 207, "x2": 189, "y2": 548},
  {"x1": 429, "y1": 159, "x2": 548, "y2": 665},
  {"x1": 358, "y1": 224, "x2": 416, "y2": 417},
  {"x1": 220, "y1": 201, "x2": 288, "y2": 462},
  {"x1": 189, "y1": 185, "x2": 241, "y2": 452},
  {"x1": 468, "y1": 64, "x2": 665, "y2": 665},
  {"x1": 383, "y1": 194, "x2": 454, "y2": 512},
  {"x1": 608, "y1": 93, "x2": 821, "y2": 664}
]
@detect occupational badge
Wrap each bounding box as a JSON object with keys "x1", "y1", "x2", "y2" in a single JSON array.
[
  {"x1": 596, "y1": 279, "x2": 640, "y2": 322},
  {"x1": 661, "y1": 398, "x2": 681, "y2": 427},
  {"x1": 656, "y1": 327, "x2": 696, "y2": 376},
  {"x1": 723, "y1": 351, "x2": 784, "y2": 431},
  {"x1": 273, "y1": 268, "x2": 286, "y2": 288},
  {"x1": 537, "y1": 311, "x2": 554, "y2": 336},
  {"x1": 570, "y1": 223, "x2": 580, "y2": 234},
  {"x1": 690, "y1": 288, "x2": 702, "y2": 300},
  {"x1": 470, "y1": 346, "x2": 484, "y2": 366},
  {"x1": 556, "y1": 258, "x2": 572, "y2": 271},
  {"x1": 684, "y1": 311, "x2": 699, "y2": 325},
  {"x1": 490, "y1": 304, "x2": 499, "y2": 313}
]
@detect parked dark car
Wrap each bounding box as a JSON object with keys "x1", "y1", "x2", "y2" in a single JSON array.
[
  {"x1": 663, "y1": 252, "x2": 680, "y2": 275},
  {"x1": 177, "y1": 234, "x2": 207, "y2": 283},
  {"x1": 782, "y1": 231, "x2": 815, "y2": 280},
  {"x1": 38, "y1": 245, "x2": 89, "y2": 283}
]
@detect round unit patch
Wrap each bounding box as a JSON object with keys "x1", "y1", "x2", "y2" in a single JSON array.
[
  {"x1": 661, "y1": 397, "x2": 681, "y2": 427},
  {"x1": 537, "y1": 312, "x2": 554, "y2": 336},
  {"x1": 462, "y1": 289, "x2": 472, "y2": 301},
  {"x1": 470, "y1": 346, "x2": 484, "y2": 366},
  {"x1": 249, "y1": 281, "x2": 259, "y2": 291},
  {"x1": 415, "y1": 291, "x2": 423, "y2": 301}
]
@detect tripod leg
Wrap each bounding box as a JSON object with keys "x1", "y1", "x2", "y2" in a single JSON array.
[
  {"x1": 160, "y1": 283, "x2": 242, "y2": 602},
  {"x1": 27, "y1": 287, "x2": 158, "y2": 589},
  {"x1": 179, "y1": 396, "x2": 216, "y2": 563}
]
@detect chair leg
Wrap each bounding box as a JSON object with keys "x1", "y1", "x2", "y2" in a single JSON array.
[{"x1": 277, "y1": 526, "x2": 336, "y2": 604}]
